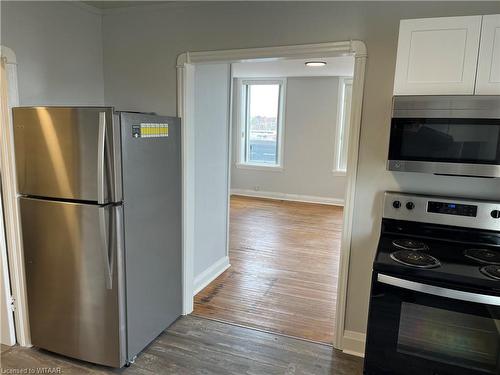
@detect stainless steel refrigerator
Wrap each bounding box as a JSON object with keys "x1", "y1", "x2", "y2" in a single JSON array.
[{"x1": 12, "y1": 107, "x2": 182, "y2": 367}]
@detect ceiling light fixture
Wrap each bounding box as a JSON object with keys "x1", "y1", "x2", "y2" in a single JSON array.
[{"x1": 305, "y1": 61, "x2": 327, "y2": 67}]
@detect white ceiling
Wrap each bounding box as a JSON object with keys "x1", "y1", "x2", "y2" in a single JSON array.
[
  {"x1": 82, "y1": 1, "x2": 152, "y2": 9},
  {"x1": 82, "y1": 1, "x2": 369, "y2": 10},
  {"x1": 232, "y1": 56, "x2": 355, "y2": 78}
]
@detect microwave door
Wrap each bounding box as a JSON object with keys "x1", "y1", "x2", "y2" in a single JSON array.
[
  {"x1": 12, "y1": 107, "x2": 121, "y2": 203},
  {"x1": 388, "y1": 117, "x2": 500, "y2": 178}
]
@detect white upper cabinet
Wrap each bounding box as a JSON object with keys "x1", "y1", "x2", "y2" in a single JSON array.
[
  {"x1": 475, "y1": 14, "x2": 500, "y2": 95},
  {"x1": 394, "y1": 16, "x2": 482, "y2": 95}
]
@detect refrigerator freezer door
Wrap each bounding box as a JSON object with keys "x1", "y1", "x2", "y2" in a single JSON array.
[
  {"x1": 120, "y1": 112, "x2": 182, "y2": 359},
  {"x1": 13, "y1": 107, "x2": 122, "y2": 203},
  {"x1": 20, "y1": 197, "x2": 126, "y2": 367}
]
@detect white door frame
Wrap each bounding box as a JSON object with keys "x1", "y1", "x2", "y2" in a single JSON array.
[
  {"x1": 0, "y1": 169, "x2": 16, "y2": 346},
  {"x1": 176, "y1": 40, "x2": 367, "y2": 350},
  {"x1": 0, "y1": 46, "x2": 31, "y2": 347}
]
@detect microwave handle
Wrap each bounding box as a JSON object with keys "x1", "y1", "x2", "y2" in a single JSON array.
[{"x1": 377, "y1": 273, "x2": 500, "y2": 306}]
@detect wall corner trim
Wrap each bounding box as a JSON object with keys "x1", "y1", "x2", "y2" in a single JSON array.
[
  {"x1": 193, "y1": 256, "x2": 230, "y2": 297},
  {"x1": 68, "y1": 1, "x2": 103, "y2": 16},
  {"x1": 350, "y1": 40, "x2": 368, "y2": 57},
  {"x1": 0, "y1": 46, "x2": 17, "y2": 64},
  {"x1": 231, "y1": 189, "x2": 345, "y2": 206},
  {"x1": 177, "y1": 52, "x2": 190, "y2": 68},
  {"x1": 342, "y1": 330, "x2": 366, "y2": 358}
]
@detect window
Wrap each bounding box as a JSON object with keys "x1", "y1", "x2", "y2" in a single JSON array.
[
  {"x1": 333, "y1": 77, "x2": 353, "y2": 174},
  {"x1": 237, "y1": 79, "x2": 286, "y2": 169}
]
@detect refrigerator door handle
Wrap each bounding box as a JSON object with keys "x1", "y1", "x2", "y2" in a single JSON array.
[
  {"x1": 111, "y1": 113, "x2": 123, "y2": 202},
  {"x1": 97, "y1": 112, "x2": 106, "y2": 204},
  {"x1": 99, "y1": 206, "x2": 114, "y2": 289}
]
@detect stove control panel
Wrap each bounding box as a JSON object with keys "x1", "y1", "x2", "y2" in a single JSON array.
[
  {"x1": 383, "y1": 192, "x2": 500, "y2": 231},
  {"x1": 427, "y1": 201, "x2": 478, "y2": 217}
]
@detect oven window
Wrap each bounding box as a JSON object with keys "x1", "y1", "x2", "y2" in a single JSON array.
[
  {"x1": 389, "y1": 118, "x2": 500, "y2": 164},
  {"x1": 397, "y1": 302, "x2": 500, "y2": 372}
]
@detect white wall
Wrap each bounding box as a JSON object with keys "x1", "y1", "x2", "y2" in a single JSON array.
[
  {"x1": 231, "y1": 76, "x2": 346, "y2": 203},
  {"x1": 193, "y1": 64, "x2": 231, "y2": 287},
  {"x1": 0, "y1": 2, "x2": 104, "y2": 106},
  {"x1": 100, "y1": 1, "x2": 500, "y2": 342}
]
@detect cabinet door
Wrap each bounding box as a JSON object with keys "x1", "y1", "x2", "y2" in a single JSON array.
[
  {"x1": 393, "y1": 16, "x2": 482, "y2": 95},
  {"x1": 476, "y1": 14, "x2": 500, "y2": 95}
]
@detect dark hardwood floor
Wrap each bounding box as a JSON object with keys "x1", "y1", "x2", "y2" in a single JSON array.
[
  {"x1": 194, "y1": 196, "x2": 344, "y2": 344},
  {"x1": 0, "y1": 315, "x2": 363, "y2": 374}
]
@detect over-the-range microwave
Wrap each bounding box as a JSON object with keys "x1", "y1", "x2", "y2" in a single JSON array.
[{"x1": 387, "y1": 95, "x2": 500, "y2": 178}]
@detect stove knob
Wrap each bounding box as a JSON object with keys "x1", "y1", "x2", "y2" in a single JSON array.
[
  {"x1": 491, "y1": 210, "x2": 500, "y2": 219},
  {"x1": 392, "y1": 200, "x2": 401, "y2": 209},
  {"x1": 406, "y1": 202, "x2": 415, "y2": 210}
]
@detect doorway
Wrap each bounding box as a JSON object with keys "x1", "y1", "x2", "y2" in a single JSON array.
[
  {"x1": 177, "y1": 41, "x2": 367, "y2": 350},
  {"x1": 193, "y1": 57, "x2": 354, "y2": 344}
]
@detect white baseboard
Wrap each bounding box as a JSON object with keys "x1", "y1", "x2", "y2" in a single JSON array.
[
  {"x1": 342, "y1": 330, "x2": 366, "y2": 358},
  {"x1": 193, "y1": 256, "x2": 230, "y2": 296},
  {"x1": 230, "y1": 189, "x2": 344, "y2": 206}
]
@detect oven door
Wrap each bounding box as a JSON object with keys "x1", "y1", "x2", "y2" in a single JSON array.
[
  {"x1": 387, "y1": 117, "x2": 500, "y2": 178},
  {"x1": 364, "y1": 273, "x2": 500, "y2": 375}
]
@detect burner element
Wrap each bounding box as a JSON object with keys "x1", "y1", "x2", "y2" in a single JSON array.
[
  {"x1": 392, "y1": 239, "x2": 429, "y2": 251},
  {"x1": 390, "y1": 250, "x2": 440, "y2": 269},
  {"x1": 464, "y1": 249, "x2": 500, "y2": 265},
  {"x1": 480, "y1": 265, "x2": 500, "y2": 280}
]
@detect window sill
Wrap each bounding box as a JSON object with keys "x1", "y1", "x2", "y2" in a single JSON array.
[
  {"x1": 332, "y1": 169, "x2": 347, "y2": 176},
  {"x1": 235, "y1": 163, "x2": 284, "y2": 172}
]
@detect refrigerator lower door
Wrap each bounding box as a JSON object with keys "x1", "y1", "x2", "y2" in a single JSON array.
[{"x1": 20, "y1": 197, "x2": 126, "y2": 367}]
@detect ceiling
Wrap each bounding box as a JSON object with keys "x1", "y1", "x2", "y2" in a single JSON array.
[
  {"x1": 232, "y1": 56, "x2": 355, "y2": 78},
  {"x1": 82, "y1": 1, "x2": 160, "y2": 9},
  {"x1": 82, "y1": 0, "x2": 364, "y2": 11}
]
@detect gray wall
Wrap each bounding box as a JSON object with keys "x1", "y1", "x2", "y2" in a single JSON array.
[
  {"x1": 1, "y1": 2, "x2": 104, "y2": 106},
  {"x1": 193, "y1": 64, "x2": 231, "y2": 279},
  {"x1": 101, "y1": 1, "x2": 500, "y2": 337},
  {"x1": 231, "y1": 76, "x2": 347, "y2": 202}
]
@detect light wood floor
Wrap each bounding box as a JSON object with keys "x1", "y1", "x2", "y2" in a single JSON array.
[
  {"x1": 194, "y1": 196, "x2": 343, "y2": 344},
  {"x1": 0, "y1": 316, "x2": 362, "y2": 374}
]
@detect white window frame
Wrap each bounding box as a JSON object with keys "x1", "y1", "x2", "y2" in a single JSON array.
[
  {"x1": 333, "y1": 77, "x2": 353, "y2": 175},
  {"x1": 235, "y1": 78, "x2": 286, "y2": 171}
]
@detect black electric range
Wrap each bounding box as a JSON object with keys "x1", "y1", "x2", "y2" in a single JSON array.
[{"x1": 364, "y1": 192, "x2": 500, "y2": 375}]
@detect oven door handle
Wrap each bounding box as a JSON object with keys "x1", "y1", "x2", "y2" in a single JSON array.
[{"x1": 377, "y1": 274, "x2": 500, "y2": 306}]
